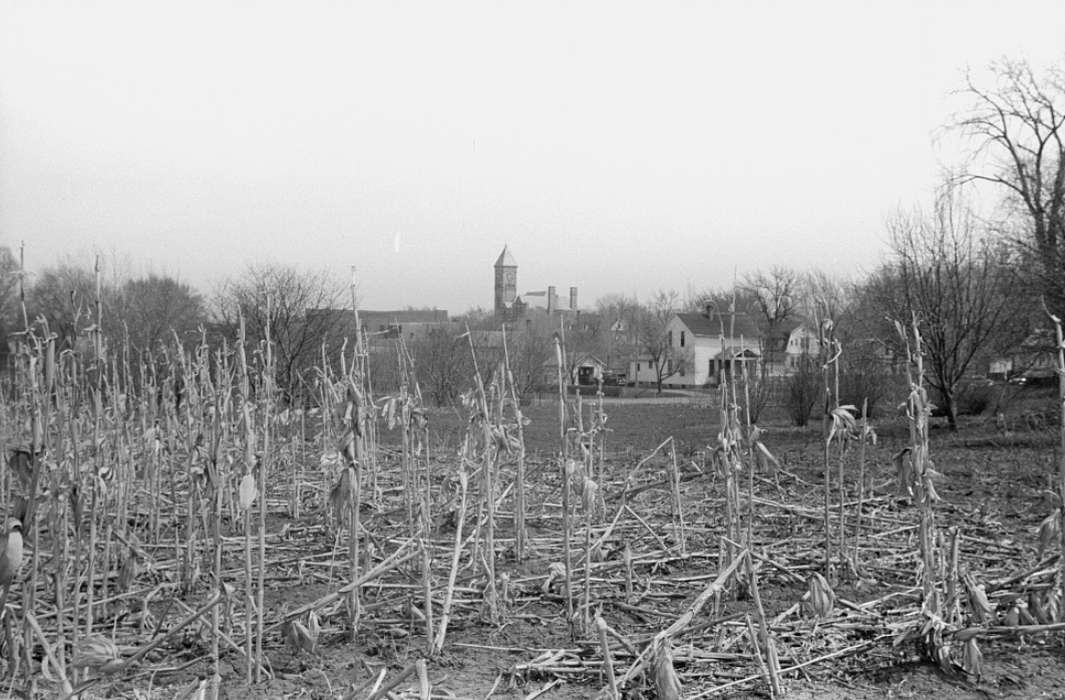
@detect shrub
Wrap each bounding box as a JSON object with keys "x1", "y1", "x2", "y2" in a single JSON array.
[
  {"x1": 837, "y1": 356, "x2": 901, "y2": 419},
  {"x1": 786, "y1": 356, "x2": 821, "y2": 426},
  {"x1": 952, "y1": 379, "x2": 996, "y2": 416}
]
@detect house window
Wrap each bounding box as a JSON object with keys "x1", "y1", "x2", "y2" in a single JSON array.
[
  {"x1": 667, "y1": 330, "x2": 673, "y2": 346},
  {"x1": 680, "y1": 331, "x2": 686, "y2": 347},
  {"x1": 636, "y1": 363, "x2": 640, "y2": 371}
]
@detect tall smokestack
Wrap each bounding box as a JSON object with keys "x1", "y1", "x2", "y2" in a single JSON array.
[
  {"x1": 547, "y1": 286, "x2": 556, "y2": 314},
  {"x1": 569, "y1": 287, "x2": 578, "y2": 311}
]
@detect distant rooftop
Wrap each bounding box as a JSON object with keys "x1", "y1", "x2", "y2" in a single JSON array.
[{"x1": 675, "y1": 311, "x2": 762, "y2": 338}]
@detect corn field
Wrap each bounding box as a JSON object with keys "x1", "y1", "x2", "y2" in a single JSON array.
[{"x1": 2, "y1": 284, "x2": 1065, "y2": 699}]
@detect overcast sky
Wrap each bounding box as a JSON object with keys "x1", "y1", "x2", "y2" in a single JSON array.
[{"x1": 2, "y1": 1, "x2": 1064, "y2": 313}]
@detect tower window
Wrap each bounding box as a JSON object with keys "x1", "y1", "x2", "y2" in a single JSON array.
[{"x1": 680, "y1": 331, "x2": 686, "y2": 347}]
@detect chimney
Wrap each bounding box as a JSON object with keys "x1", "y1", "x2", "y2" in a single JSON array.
[
  {"x1": 569, "y1": 286, "x2": 578, "y2": 311},
  {"x1": 547, "y1": 286, "x2": 556, "y2": 313}
]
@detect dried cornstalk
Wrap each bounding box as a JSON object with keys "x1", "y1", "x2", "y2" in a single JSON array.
[
  {"x1": 555, "y1": 337, "x2": 574, "y2": 635},
  {"x1": 595, "y1": 615, "x2": 618, "y2": 700},
  {"x1": 432, "y1": 466, "x2": 469, "y2": 655},
  {"x1": 1046, "y1": 304, "x2": 1065, "y2": 619}
]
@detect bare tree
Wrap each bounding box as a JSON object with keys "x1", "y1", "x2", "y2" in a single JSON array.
[
  {"x1": 214, "y1": 263, "x2": 347, "y2": 393},
  {"x1": 508, "y1": 321, "x2": 554, "y2": 397},
  {"x1": 27, "y1": 261, "x2": 112, "y2": 349},
  {"x1": 800, "y1": 270, "x2": 849, "y2": 327},
  {"x1": 954, "y1": 59, "x2": 1065, "y2": 314},
  {"x1": 744, "y1": 267, "x2": 800, "y2": 365},
  {"x1": 595, "y1": 294, "x2": 643, "y2": 378},
  {"x1": 117, "y1": 274, "x2": 206, "y2": 353},
  {"x1": 0, "y1": 247, "x2": 18, "y2": 372},
  {"x1": 638, "y1": 290, "x2": 689, "y2": 395},
  {"x1": 411, "y1": 326, "x2": 473, "y2": 406},
  {"x1": 881, "y1": 189, "x2": 1025, "y2": 428}
]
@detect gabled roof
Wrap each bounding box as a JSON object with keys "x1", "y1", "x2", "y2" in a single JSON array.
[
  {"x1": 712, "y1": 344, "x2": 762, "y2": 360},
  {"x1": 541, "y1": 352, "x2": 606, "y2": 369},
  {"x1": 495, "y1": 245, "x2": 517, "y2": 267},
  {"x1": 675, "y1": 312, "x2": 762, "y2": 338}
]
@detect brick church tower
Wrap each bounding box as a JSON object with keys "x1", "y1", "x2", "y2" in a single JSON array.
[{"x1": 494, "y1": 245, "x2": 519, "y2": 318}]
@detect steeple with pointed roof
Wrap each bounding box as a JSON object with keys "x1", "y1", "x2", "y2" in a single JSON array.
[
  {"x1": 494, "y1": 245, "x2": 519, "y2": 318},
  {"x1": 495, "y1": 245, "x2": 518, "y2": 268}
]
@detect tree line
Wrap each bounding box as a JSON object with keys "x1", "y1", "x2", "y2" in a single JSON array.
[{"x1": 2, "y1": 58, "x2": 1062, "y2": 426}]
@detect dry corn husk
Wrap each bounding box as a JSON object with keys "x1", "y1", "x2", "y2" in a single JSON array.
[
  {"x1": 1037, "y1": 512, "x2": 1060, "y2": 557},
  {"x1": 328, "y1": 468, "x2": 355, "y2": 525},
  {"x1": 893, "y1": 448, "x2": 915, "y2": 499},
  {"x1": 581, "y1": 477, "x2": 601, "y2": 516},
  {"x1": 284, "y1": 617, "x2": 317, "y2": 655},
  {"x1": 963, "y1": 574, "x2": 993, "y2": 624},
  {"x1": 804, "y1": 572, "x2": 835, "y2": 618},
  {"x1": 117, "y1": 549, "x2": 138, "y2": 592},
  {"x1": 542, "y1": 562, "x2": 567, "y2": 595},
  {"x1": 652, "y1": 638, "x2": 682, "y2": 700},
  {"x1": 1044, "y1": 587, "x2": 1061, "y2": 623},
  {"x1": 72, "y1": 635, "x2": 122, "y2": 673},
  {"x1": 1029, "y1": 590, "x2": 1051, "y2": 625},
  {"x1": 960, "y1": 637, "x2": 983, "y2": 679},
  {"x1": 1017, "y1": 598, "x2": 1038, "y2": 626},
  {"x1": 238, "y1": 473, "x2": 257, "y2": 510}
]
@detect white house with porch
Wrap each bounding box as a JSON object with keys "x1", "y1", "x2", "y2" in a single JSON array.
[{"x1": 629, "y1": 308, "x2": 764, "y2": 388}]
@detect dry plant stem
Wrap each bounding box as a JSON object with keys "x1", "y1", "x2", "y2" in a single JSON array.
[
  {"x1": 903, "y1": 318, "x2": 938, "y2": 610},
  {"x1": 501, "y1": 328, "x2": 527, "y2": 560},
  {"x1": 256, "y1": 296, "x2": 273, "y2": 678},
  {"x1": 1048, "y1": 305, "x2": 1065, "y2": 619},
  {"x1": 595, "y1": 615, "x2": 619, "y2": 700},
  {"x1": 834, "y1": 339, "x2": 845, "y2": 570},
  {"x1": 742, "y1": 362, "x2": 754, "y2": 552},
  {"x1": 583, "y1": 474, "x2": 592, "y2": 632},
  {"x1": 420, "y1": 537, "x2": 433, "y2": 655},
  {"x1": 416, "y1": 658, "x2": 430, "y2": 699},
  {"x1": 465, "y1": 325, "x2": 498, "y2": 620},
  {"x1": 745, "y1": 556, "x2": 782, "y2": 698},
  {"x1": 837, "y1": 415, "x2": 846, "y2": 572},
  {"x1": 267, "y1": 544, "x2": 419, "y2": 631},
  {"x1": 856, "y1": 399, "x2": 868, "y2": 568},
  {"x1": 555, "y1": 337, "x2": 574, "y2": 636},
  {"x1": 744, "y1": 614, "x2": 772, "y2": 697},
  {"x1": 104, "y1": 588, "x2": 227, "y2": 675},
  {"x1": 348, "y1": 381, "x2": 364, "y2": 640},
  {"x1": 945, "y1": 527, "x2": 961, "y2": 625},
  {"x1": 432, "y1": 467, "x2": 468, "y2": 655},
  {"x1": 614, "y1": 549, "x2": 748, "y2": 689},
  {"x1": 366, "y1": 660, "x2": 421, "y2": 700},
  {"x1": 237, "y1": 314, "x2": 255, "y2": 685},
  {"x1": 820, "y1": 320, "x2": 836, "y2": 576},
  {"x1": 623, "y1": 544, "x2": 633, "y2": 603},
  {"x1": 692, "y1": 640, "x2": 880, "y2": 699},
  {"x1": 171, "y1": 598, "x2": 270, "y2": 681},
  {"x1": 669, "y1": 442, "x2": 687, "y2": 556},
  {"x1": 25, "y1": 612, "x2": 74, "y2": 697}
]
